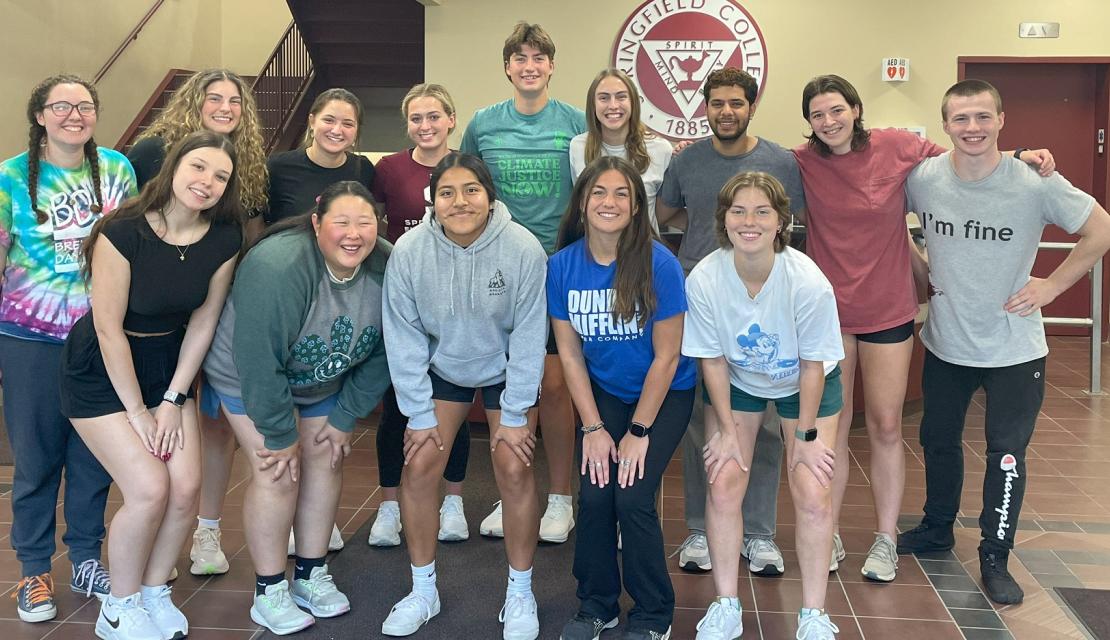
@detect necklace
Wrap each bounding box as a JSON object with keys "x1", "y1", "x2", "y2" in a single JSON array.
[{"x1": 160, "y1": 208, "x2": 199, "y2": 261}]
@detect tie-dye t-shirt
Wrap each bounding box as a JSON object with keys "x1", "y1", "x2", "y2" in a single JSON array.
[{"x1": 0, "y1": 148, "x2": 137, "y2": 342}]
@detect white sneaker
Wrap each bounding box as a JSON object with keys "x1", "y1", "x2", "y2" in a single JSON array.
[
  {"x1": 671, "y1": 533, "x2": 712, "y2": 572},
  {"x1": 292, "y1": 564, "x2": 350, "y2": 617},
  {"x1": 829, "y1": 532, "x2": 845, "y2": 572},
  {"x1": 189, "y1": 526, "x2": 230, "y2": 575},
  {"x1": 95, "y1": 593, "x2": 162, "y2": 640},
  {"x1": 861, "y1": 533, "x2": 898, "y2": 582},
  {"x1": 796, "y1": 611, "x2": 839, "y2": 639},
  {"x1": 329, "y1": 523, "x2": 345, "y2": 551},
  {"x1": 539, "y1": 494, "x2": 574, "y2": 543},
  {"x1": 481, "y1": 501, "x2": 505, "y2": 538},
  {"x1": 287, "y1": 523, "x2": 345, "y2": 556},
  {"x1": 499, "y1": 591, "x2": 540, "y2": 640},
  {"x1": 743, "y1": 537, "x2": 785, "y2": 576},
  {"x1": 695, "y1": 599, "x2": 742, "y2": 640},
  {"x1": 438, "y1": 495, "x2": 470, "y2": 542},
  {"x1": 382, "y1": 591, "x2": 441, "y2": 636},
  {"x1": 250, "y1": 580, "x2": 315, "y2": 635},
  {"x1": 369, "y1": 501, "x2": 403, "y2": 547},
  {"x1": 142, "y1": 585, "x2": 188, "y2": 640}
]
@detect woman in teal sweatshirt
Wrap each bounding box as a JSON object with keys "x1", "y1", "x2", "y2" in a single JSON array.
[{"x1": 201, "y1": 181, "x2": 390, "y2": 635}]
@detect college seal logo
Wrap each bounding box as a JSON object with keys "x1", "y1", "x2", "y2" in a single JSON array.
[{"x1": 611, "y1": 0, "x2": 769, "y2": 140}]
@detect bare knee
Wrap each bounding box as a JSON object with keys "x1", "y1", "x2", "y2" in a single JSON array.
[
  {"x1": 707, "y1": 463, "x2": 745, "y2": 510},
  {"x1": 494, "y1": 456, "x2": 533, "y2": 496},
  {"x1": 123, "y1": 471, "x2": 170, "y2": 519},
  {"x1": 791, "y1": 479, "x2": 831, "y2": 525},
  {"x1": 870, "y1": 418, "x2": 904, "y2": 448}
]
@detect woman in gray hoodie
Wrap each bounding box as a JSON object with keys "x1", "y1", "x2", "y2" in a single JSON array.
[{"x1": 381, "y1": 152, "x2": 548, "y2": 640}]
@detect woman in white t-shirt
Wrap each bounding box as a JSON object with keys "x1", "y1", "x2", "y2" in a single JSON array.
[
  {"x1": 683, "y1": 172, "x2": 844, "y2": 640},
  {"x1": 569, "y1": 68, "x2": 673, "y2": 232}
]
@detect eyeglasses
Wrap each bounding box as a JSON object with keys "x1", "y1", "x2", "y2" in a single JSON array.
[{"x1": 43, "y1": 101, "x2": 97, "y2": 117}]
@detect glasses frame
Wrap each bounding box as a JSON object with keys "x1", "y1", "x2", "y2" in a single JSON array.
[{"x1": 43, "y1": 101, "x2": 97, "y2": 117}]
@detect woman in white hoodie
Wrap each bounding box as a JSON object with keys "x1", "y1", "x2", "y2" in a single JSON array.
[{"x1": 381, "y1": 152, "x2": 548, "y2": 640}]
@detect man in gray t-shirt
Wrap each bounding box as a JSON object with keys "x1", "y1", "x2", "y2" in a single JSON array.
[
  {"x1": 900, "y1": 79, "x2": 1110, "y2": 607},
  {"x1": 655, "y1": 68, "x2": 807, "y2": 591}
]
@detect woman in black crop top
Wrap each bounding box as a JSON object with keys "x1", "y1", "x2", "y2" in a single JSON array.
[{"x1": 59, "y1": 130, "x2": 243, "y2": 640}]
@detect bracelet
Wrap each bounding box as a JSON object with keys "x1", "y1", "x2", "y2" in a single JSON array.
[
  {"x1": 125, "y1": 408, "x2": 149, "y2": 424},
  {"x1": 1014, "y1": 147, "x2": 1028, "y2": 161},
  {"x1": 580, "y1": 421, "x2": 605, "y2": 435}
]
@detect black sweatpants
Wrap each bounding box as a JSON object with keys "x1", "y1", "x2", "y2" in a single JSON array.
[
  {"x1": 574, "y1": 383, "x2": 693, "y2": 633},
  {"x1": 376, "y1": 385, "x2": 471, "y2": 487},
  {"x1": 919, "y1": 349, "x2": 1045, "y2": 551}
]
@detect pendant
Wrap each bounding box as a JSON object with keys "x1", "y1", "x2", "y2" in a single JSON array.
[{"x1": 179, "y1": 255, "x2": 185, "y2": 261}]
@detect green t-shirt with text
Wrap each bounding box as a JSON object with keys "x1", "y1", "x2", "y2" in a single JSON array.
[{"x1": 461, "y1": 98, "x2": 586, "y2": 254}]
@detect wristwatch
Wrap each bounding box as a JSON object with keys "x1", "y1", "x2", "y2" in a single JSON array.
[
  {"x1": 162, "y1": 389, "x2": 187, "y2": 407},
  {"x1": 794, "y1": 427, "x2": 818, "y2": 442},
  {"x1": 629, "y1": 421, "x2": 652, "y2": 438}
]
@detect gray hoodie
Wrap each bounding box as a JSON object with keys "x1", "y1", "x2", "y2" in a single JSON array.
[{"x1": 383, "y1": 201, "x2": 547, "y2": 429}]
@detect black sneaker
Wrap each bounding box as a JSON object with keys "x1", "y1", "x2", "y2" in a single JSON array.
[
  {"x1": 980, "y1": 547, "x2": 1024, "y2": 605},
  {"x1": 623, "y1": 627, "x2": 672, "y2": 639},
  {"x1": 560, "y1": 612, "x2": 619, "y2": 640},
  {"x1": 72, "y1": 558, "x2": 111, "y2": 599},
  {"x1": 896, "y1": 520, "x2": 955, "y2": 554},
  {"x1": 13, "y1": 573, "x2": 57, "y2": 622}
]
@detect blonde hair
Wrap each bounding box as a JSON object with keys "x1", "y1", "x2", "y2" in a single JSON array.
[
  {"x1": 401, "y1": 83, "x2": 457, "y2": 135},
  {"x1": 137, "y1": 69, "x2": 268, "y2": 212}
]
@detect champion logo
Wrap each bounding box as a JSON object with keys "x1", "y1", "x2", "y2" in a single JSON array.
[{"x1": 995, "y1": 453, "x2": 1020, "y2": 540}]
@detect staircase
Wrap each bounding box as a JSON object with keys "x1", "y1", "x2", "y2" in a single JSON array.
[{"x1": 116, "y1": 0, "x2": 426, "y2": 154}]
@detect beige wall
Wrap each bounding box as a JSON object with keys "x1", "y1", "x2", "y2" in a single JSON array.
[
  {"x1": 425, "y1": 0, "x2": 1110, "y2": 149},
  {"x1": 0, "y1": 0, "x2": 289, "y2": 156}
]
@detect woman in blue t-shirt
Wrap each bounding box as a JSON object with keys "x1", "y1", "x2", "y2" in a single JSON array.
[{"x1": 548, "y1": 156, "x2": 695, "y2": 640}]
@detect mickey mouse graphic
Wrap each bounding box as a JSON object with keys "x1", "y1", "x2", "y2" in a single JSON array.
[{"x1": 735, "y1": 323, "x2": 799, "y2": 373}]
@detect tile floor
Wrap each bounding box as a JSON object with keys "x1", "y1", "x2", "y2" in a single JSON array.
[{"x1": 2, "y1": 336, "x2": 1109, "y2": 639}]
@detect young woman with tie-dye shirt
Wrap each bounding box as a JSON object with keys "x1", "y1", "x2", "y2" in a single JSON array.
[{"x1": 0, "y1": 74, "x2": 136, "y2": 623}]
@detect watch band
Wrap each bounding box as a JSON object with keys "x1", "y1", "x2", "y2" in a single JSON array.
[
  {"x1": 162, "y1": 390, "x2": 186, "y2": 407},
  {"x1": 794, "y1": 427, "x2": 818, "y2": 442}
]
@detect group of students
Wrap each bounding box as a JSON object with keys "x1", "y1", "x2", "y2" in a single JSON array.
[{"x1": 3, "y1": 18, "x2": 1110, "y2": 640}]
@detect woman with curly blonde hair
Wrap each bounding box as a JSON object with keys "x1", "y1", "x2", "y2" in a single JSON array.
[
  {"x1": 128, "y1": 69, "x2": 268, "y2": 220},
  {"x1": 128, "y1": 68, "x2": 270, "y2": 581}
]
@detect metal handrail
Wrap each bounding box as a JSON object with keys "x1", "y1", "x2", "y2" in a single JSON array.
[
  {"x1": 250, "y1": 21, "x2": 315, "y2": 153},
  {"x1": 1038, "y1": 241, "x2": 1103, "y2": 394},
  {"x1": 93, "y1": 0, "x2": 166, "y2": 84}
]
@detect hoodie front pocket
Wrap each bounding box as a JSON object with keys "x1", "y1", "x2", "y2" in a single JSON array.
[{"x1": 430, "y1": 349, "x2": 508, "y2": 388}]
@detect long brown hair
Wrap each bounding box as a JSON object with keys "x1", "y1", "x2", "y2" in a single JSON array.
[
  {"x1": 556, "y1": 156, "x2": 656, "y2": 324},
  {"x1": 137, "y1": 69, "x2": 268, "y2": 212},
  {"x1": 82, "y1": 131, "x2": 243, "y2": 278},
  {"x1": 25, "y1": 75, "x2": 104, "y2": 224},
  {"x1": 583, "y1": 68, "x2": 650, "y2": 174}
]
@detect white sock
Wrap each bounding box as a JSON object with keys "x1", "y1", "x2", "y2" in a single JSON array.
[
  {"x1": 197, "y1": 517, "x2": 220, "y2": 529},
  {"x1": 139, "y1": 584, "x2": 165, "y2": 601},
  {"x1": 507, "y1": 566, "x2": 532, "y2": 596},
  {"x1": 800, "y1": 607, "x2": 824, "y2": 618},
  {"x1": 717, "y1": 596, "x2": 741, "y2": 611},
  {"x1": 411, "y1": 561, "x2": 437, "y2": 601}
]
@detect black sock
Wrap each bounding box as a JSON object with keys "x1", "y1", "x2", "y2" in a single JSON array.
[
  {"x1": 294, "y1": 555, "x2": 326, "y2": 581},
  {"x1": 255, "y1": 572, "x2": 284, "y2": 596}
]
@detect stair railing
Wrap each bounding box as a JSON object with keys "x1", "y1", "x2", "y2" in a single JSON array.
[
  {"x1": 251, "y1": 20, "x2": 315, "y2": 153},
  {"x1": 93, "y1": 0, "x2": 167, "y2": 84}
]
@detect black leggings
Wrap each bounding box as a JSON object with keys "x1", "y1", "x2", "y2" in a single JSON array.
[
  {"x1": 919, "y1": 350, "x2": 1044, "y2": 551},
  {"x1": 376, "y1": 385, "x2": 471, "y2": 487},
  {"x1": 573, "y1": 383, "x2": 693, "y2": 634}
]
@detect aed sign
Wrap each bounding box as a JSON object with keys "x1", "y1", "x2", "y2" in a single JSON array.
[
  {"x1": 611, "y1": 0, "x2": 769, "y2": 141},
  {"x1": 882, "y1": 57, "x2": 909, "y2": 82}
]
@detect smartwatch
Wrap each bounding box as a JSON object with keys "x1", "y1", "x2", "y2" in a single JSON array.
[
  {"x1": 629, "y1": 421, "x2": 652, "y2": 438},
  {"x1": 794, "y1": 427, "x2": 818, "y2": 442},
  {"x1": 1013, "y1": 147, "x2": 1028, "y2": 161},
  {"x1": 162, "y1": 389, "x2": 187, "y2": 407}
]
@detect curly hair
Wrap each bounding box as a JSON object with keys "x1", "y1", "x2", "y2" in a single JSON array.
[
  {"x1": 136, "y1": 69, "x2": 268, "y2": 212},
  {"x1": 25, "y1": 75, "x2": 104, "y2": 225}
]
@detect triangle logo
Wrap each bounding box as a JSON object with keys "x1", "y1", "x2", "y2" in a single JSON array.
[{"x1": 641, "y1": 41, "x2": 739, "y2": 120}]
